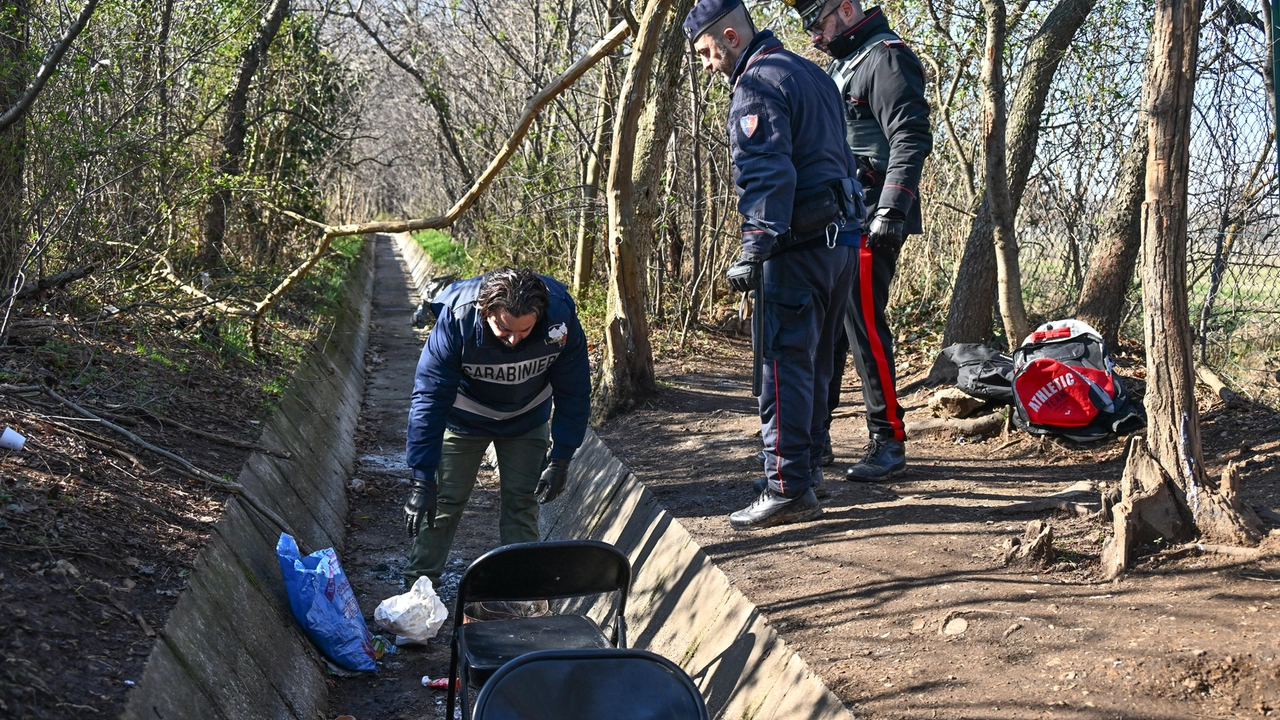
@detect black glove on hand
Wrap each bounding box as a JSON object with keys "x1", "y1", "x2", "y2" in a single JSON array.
[
  {"x1": 534, "y1": 457, "x2": 571, "y2": 504},
  {"x1": 726, "y1": 253, "x2": 764, "y2": 293},
  {"x1": 404, "y1": 469, "x2": 437, "y2": 538},
  {"x1": 867, "y1": 208, "x2": 906, "y2": 249}
]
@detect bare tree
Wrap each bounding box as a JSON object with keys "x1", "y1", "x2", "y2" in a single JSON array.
[
  {"x1": 1076, "y1": 112, "x2": 1147, "y2": 348},
  {"x1": 935, "y1": 0, "x2": 1098, "y2": 357},
  {"x1": 1103, "y1": 0, "x2": 1263, "y2": 579},
  {"x1": 595, "y1": 0, "x2": 672, "y2": 420},
  {"x1": 200, "y1": 0, "x2": 291, "y2": 269}
]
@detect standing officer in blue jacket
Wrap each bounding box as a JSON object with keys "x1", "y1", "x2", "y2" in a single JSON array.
[
  {"x1": 402, "y1": 267, "x2": 590, "y2": 586},
  {"x1": 686, "y1": 0, "x2": 863, "y2": 529}
]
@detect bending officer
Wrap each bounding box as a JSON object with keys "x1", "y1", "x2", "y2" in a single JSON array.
[{"x1": 402, "y1": 267, "x2": 590, "y2": 586}]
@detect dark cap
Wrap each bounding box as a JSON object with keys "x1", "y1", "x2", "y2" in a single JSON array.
[
  {"x1": 682, "y1": 0, "x2": 742, "y2": 40},
  {"x1": 790, "y1": 0, "x2": 829, "y2": 29}
]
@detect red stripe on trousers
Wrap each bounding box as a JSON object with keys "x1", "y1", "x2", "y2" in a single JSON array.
[
  {"x1": 859, "y1": 240, "x2": 904, "y2": 441},
  {"x1": 773, "y1": 360, "x2": 784, "y2": 494}
]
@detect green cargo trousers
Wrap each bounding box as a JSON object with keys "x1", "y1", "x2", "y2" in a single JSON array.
[{"x1": 403, "y1": 423, "x2": 550, "y2": 586}]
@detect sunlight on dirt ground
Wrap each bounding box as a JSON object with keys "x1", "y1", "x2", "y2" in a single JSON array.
[{"x1": 600, "y1": 335, "x2": 1280, "y2": 720}]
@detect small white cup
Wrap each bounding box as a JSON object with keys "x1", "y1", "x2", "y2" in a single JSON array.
[{"x1": 0, "y1": 427, "x2": 25, "y2": 451}]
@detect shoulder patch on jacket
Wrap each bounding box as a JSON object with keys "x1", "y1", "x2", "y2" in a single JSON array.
[
  {"x1": 545, "y1": 322, "x2": 568, "y2": 346},
  {"x1": 882, "y1": 39, "x2": 905, "y2": 47}
]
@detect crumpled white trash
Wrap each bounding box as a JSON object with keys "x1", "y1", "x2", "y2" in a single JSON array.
[{"x1": 374, "y1": 576, "x2": 449, "y2": 645}]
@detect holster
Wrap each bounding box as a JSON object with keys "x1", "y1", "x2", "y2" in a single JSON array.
[{"x1": 788, "y1": 184, "x2": 841, "y2": 244}]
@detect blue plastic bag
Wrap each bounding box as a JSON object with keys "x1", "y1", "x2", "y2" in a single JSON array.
[{"x1": 276, "y1": 533, "x2": 377, "y2": 672}]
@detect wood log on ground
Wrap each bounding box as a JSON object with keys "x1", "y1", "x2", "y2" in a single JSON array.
[
  {"x1": 1196, "y1": 365, "x2": 1239, "y2": 404},
  {"x1": 929, "y1": 387, "x2": 989, "y2": 419},
  {"x1": 907, "y1": 412, "x2": 1004, "y2": 439},
  {"x1": 1101, "y1": 436, "x2": 1195, "y2": 579},
  {"x1": 994, "y1": 480, "x2": 1097, "y2": 517}
]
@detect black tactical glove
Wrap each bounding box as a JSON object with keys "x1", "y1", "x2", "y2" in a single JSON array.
[
  {"x1": 726, "y1": 252, "x2": 764, "y2": 293},
  {"x1": 403, "y1": 469, "x2": 437, "y2": 537},
  {"x1": 534, "y1": 457, "x2": 571, "y2": 504},
  {"x1": 867, "y1": 208, "x2": 906, "y2": 249}
]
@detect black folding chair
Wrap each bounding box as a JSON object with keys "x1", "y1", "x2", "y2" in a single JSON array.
[
  {"x1": 446, "y1": 540, "x2": 632, "y2": 720},
  {"x1": 472, "y1": 648, "x2": 709, "y2": 720}
]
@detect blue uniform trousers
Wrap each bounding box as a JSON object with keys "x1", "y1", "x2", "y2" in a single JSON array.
[{"x1": 759, "y1": 244, "x2": 856, "y2": 496}]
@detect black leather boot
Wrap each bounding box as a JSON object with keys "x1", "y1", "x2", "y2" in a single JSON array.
[
  {"x1": 729, "y1": 488, "x2": 821, "y2": 530},
  {"x1": 844, "y1": 438, "x2": 906, "y2": 481}
]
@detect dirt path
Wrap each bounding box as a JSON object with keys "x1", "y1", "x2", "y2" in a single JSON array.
[
  {"x1": 328, "y1": 236, "x2": 500, "y2": 719},
  {"x1": 598, "y1": 336, "x2": 1280, "y2": 720}
]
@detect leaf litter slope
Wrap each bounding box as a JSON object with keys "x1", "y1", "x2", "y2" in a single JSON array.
[{"x1": 0, "y1": 251, "x2": 363, "y2": 720}]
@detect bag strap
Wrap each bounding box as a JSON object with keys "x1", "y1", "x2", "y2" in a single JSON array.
[{"x1": 830, "y1": 32, "x2": 901, "y2": 95}]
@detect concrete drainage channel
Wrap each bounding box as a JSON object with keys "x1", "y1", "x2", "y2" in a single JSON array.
[{"x1": 122, "y1": 233, "x2": 850, "y2": 720}]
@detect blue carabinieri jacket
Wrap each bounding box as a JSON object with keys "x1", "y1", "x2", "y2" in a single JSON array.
[
  {"x1": 727, "y1": 30, "x2": 863, "y2": 255},
  {"x1": 405, "y1": 274, "x2": 590, "y2": 474}
]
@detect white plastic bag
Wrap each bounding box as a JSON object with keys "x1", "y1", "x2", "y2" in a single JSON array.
[{"x1": 374, "y1": 576, "x2": 449, "y2": 645}]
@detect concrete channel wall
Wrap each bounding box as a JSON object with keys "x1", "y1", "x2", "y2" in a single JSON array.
[
  {"x1": 122, "y1": 240, "x2": 376, "y2": 720},
  {"x1": 395, "y1": 234, "x2": 852, "y2": 720}
]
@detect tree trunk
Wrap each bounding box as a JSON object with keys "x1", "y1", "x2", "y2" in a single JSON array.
[
  {"x1": 594, "y1": 0, "x2": 674, "y2": 420},
  {"x1": 573, "y1": 69, "x2": 613, "y2": 302},
  {"x1": 937, "y1": 0, "x2": 1098, "y2": 353},
  {"x1": 0, "y1": 0, "x2": 27, "y2": 295},
  {"x1": 683, "y1": 52, "x2": 704, "y2": 337},
  {"x1": 1139, "y1": 0, "x2": 1261, "y2": 546},
  {"x1": 199, "y1": 0, "x2": 290, "y2": 269},
  {"x1": 980, "y1": 0, "x2": 1031, "y2": 347},
  {"x1": 1075, "y1": 109, "x2": 1148, "y2": 349}
]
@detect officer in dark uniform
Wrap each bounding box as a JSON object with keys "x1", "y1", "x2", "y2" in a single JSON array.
[
  {"x1": 685, "y1": 0, "x2": 864, "y2": 529},
  {"x1": 401, "y1": 267, "x2": 590, "y2": 586},
  {"x1": 793, "y1": 0, "x2": 933, "y2": 481}
]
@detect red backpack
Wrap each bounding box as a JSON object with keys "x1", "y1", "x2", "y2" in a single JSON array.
[{"x1": 1011, "y1": 320, "x2": 1145, "y2": 442}]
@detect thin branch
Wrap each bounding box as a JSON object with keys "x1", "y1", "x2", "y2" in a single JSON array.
[
  {"x1": 0, "y1": 0, "x2": 102, "y2": 132},
  {"x1": 4, "y1": 385, "x2": 297, "y2": 538},
  {"x1": 323, "y1": 20, "x2": 631, "y2": 239}
]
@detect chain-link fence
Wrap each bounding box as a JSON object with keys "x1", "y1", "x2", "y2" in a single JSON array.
[
  {"x1": 1186, "y1": 1, "x2": 1279, "y2": 406},
  {"x1": 931, "y1": 0, "x2": 1280, "y2": 407}
]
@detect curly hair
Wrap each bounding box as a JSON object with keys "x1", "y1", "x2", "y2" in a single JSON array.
[{"x1": 475, "y1": 267, "x2": 549, "y2": 320}]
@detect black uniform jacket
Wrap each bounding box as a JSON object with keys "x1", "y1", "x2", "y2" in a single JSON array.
[
  {"x1": 728, "y1": 30, "x2": 862, "y2": 256},
  {"x1": 829, "y1": 7, "x2": 932, "y2": 234}
]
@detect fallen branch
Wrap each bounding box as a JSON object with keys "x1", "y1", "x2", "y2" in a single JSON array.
[
  {"x1": 10, "y1": 264, "x2": 98, "y2": 300},
  {"x1": 143, "y1": 410, "x2": 291, "y2": 459},
  {"x1": 36, "y1": 386, "x2": 294, "y2": 537},
  {"x1": 248, "y1": 231, "x2": 335, "y2": 350},
  {"x1": 994, "y1": 498, "x2": 1095, "y2": 518},
  {"x1": 1173, "y1": 542, "x2": 1264, "y2": 559},
  {"x1": 320, "y1": 21, "x2": 631, "y2": 240},
  {"x1": 152, "y1": 256, "x2": 253, "y2": 316},
  {"x1": 907, "y1": 412, "x2": 1004, "y2": 439},
  {"x1": 993, "y1": 480, "x2": 1097, "y2": 517},
  {"x1": 1196, "y1": 365, "x2": 1239, "y2": 404}
]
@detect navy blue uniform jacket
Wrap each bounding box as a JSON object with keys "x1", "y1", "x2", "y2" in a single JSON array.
[
  {"x1": 405, "y1": 274, "x2": 590, "y2": 473},
  {"x1": 728, "y1": 30, "x2": 862, "y2": 255}
]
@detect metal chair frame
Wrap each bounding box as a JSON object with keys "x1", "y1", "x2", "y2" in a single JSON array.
[{"x1": 446, "y1": 540, "x2": 631, "y2": 720}]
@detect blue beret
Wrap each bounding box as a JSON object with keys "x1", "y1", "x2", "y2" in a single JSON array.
[{"x1": 682, "y1": 0, "x2": 742, "y2": 40}]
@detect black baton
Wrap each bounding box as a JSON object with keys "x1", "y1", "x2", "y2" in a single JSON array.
[{"x1": 752, "y1": 281, "x2": 764, "y2": 397}]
